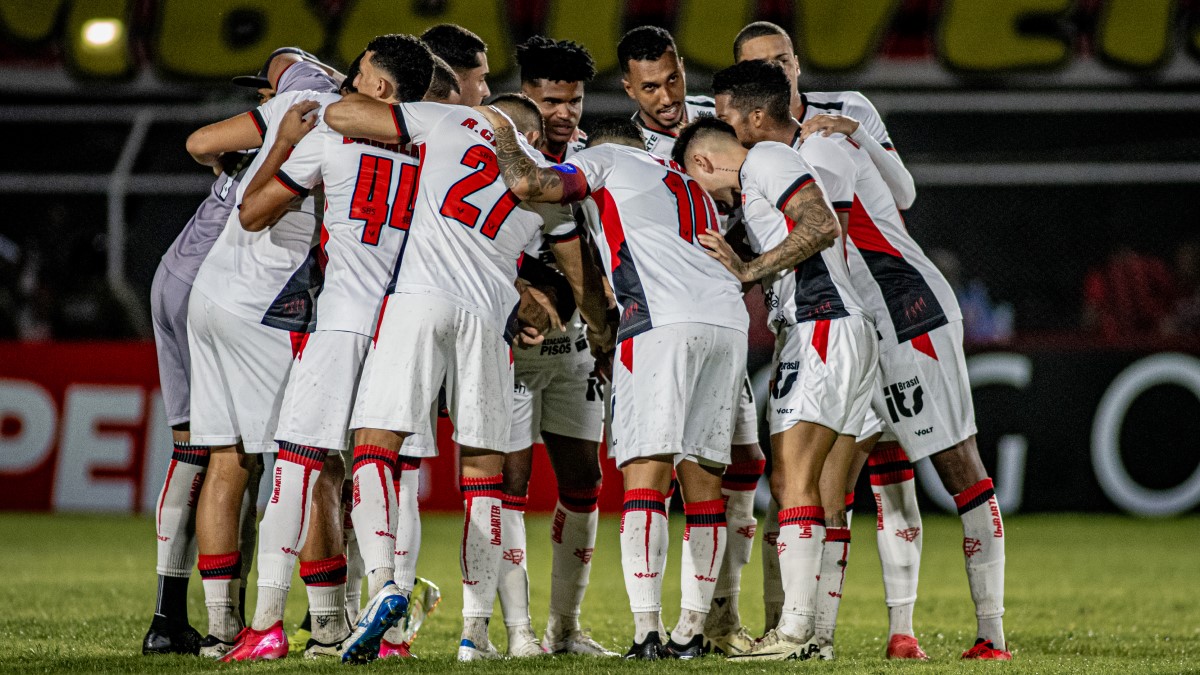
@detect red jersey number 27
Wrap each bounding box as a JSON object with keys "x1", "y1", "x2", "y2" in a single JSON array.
[
  {"x1": 439, "y1": 144, "x2": 520, "y2": 240},
  {"x1": 350, "y1": 154, "x2": 419, "y2": 246}
]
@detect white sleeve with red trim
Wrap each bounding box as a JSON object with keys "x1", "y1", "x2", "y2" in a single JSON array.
[
  {"x1": 841, "y1": 91, "x2": 916, "y2": 210},
  {"x1": 743, "y1": 142, "x2": 824, "y2": 215},
  {"x1": 564, "y1": 144, "x2": 615, "y2": 193},
  {"x1": 390, "y1": 101, "x2": 457, "y2": 145},
  {"x1": 249, "y1": 90, "x2": 300, "y2": 140},
  {"x1": 274, "y1": 123, "x2": 326, "y2": 196},
  {"x1": 798, "y1": 134, "x2": 856, "y2": 214}
]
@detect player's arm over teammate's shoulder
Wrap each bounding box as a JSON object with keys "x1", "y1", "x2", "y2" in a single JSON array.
[
  {"x1": 186, "y1": 109, "x2": 264, "y2": 169},
  {"x1": 800, "y1": 133, "x2": 857, "y2": 236},
  {"x1": 238, "y1": 100, "x2": 321, "y2": 232},
  {"x1": 476, "y1": 105, "x2": 589, "y2": 205},
  {"x1": 324, "y1": 95, "x2": 456, "y2": 144},
  {"x1": 700, "y1": 143, "x2": 839, "y2": 283},
  {"x1": 801, "y1": 91, "x2": 916, "y2": 210}
]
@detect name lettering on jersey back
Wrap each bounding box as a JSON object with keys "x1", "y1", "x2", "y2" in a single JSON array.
[
  {"x1": 341, "y1": 136, "x2": 416, "y2": 157},
  {"x1": 459, "y1": 117, "x2": 495, "y2": 144}
]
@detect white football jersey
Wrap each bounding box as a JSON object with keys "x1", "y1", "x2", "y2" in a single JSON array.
[
  {"x1": 389, "y1": 102, "x2": 576, "y2": 335},
  {"x1": 192, "y1": 89, "x2": 341, "y2": 331},
  {"x1": 799, "y1": 91, "x2": 896, "y2": 151},
  {"x1": 633, "y1": 95, "x2": 716, "y2": 159},
  {"x1": 565, "y1": 143, "x2": 748, "y2": 340},
  {"x1": 275, "y1": 104, "x2": 421, "y2": 336},
  {"x1": 739, "y1": 141, "x2": 867, "y2": 332},
  {"x1": 793, "y1": 132, "x2": 960, "y2": 349}
]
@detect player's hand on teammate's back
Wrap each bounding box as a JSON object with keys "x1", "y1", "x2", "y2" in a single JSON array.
[
  {"x1": 513, "y1": 284, "x2": 563, "y2": 349},
  {"x1": 800, "y1": 113, "x2": 860, "y2": 140},
  {"x1": 474, "y1": 104, "x2": 510, "y2": 130},
  {"x1": 698, "y1": 230, "x2": 752, "y2": 283},
  {"x1": 278, "y1": 100, "x2": 321, "y2": 147}
]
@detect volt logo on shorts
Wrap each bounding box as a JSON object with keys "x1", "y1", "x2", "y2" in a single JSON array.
[
  {"x1": 883, "y1": 376, "x2": 924, "y2": 423},
  {"x1": 772, "y1": 361, "x2": 800, "y2": 399}
]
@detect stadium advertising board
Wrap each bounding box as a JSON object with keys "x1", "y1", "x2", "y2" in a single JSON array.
[
  {"x1": 1, "y1": 342, "x2": 1197, "y2": 516},
  {"x1": 0, "y1": 0, "x2": 1197, "y2": 85}
]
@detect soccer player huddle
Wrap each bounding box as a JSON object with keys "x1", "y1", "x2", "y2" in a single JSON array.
[{"x1": 142, "y1": 20, "x2": 1011, "y2": 665}]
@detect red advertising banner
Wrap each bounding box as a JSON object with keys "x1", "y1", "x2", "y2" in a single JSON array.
[{"x1": 0, "y1": 341, "x2": 626, "y2": 514}]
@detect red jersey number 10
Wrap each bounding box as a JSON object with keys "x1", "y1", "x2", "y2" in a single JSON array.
[
  {"x1": 350, "y1": 154, "x2": 419, "y2": 246},
  {"x1": 661, "y1": 171, "x2": 715, "y2": 243}
]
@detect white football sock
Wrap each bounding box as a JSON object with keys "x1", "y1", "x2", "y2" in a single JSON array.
[
  {"x1": 301, "y1": 554, "x2": 350, "y2": 643},
  {"x1": 708, "y1": 460, "x2": 760, "y2": 633},
  {"x1": 869, "y1": 443, "x2": 922, "y2": 637},
  {"x1": 955, "y1": 477, "x2": 1006, "y2": 651},
  {"x1": 350, "y1": 444, "x2": 398, "y2": 598},
  {"x1": 252, "y1": 444, "x2": 324, "y2": 630},
  {"x1": 547, "y1": 486, "x2": 601, "y2": 636},
  {"x1": 155, "y1": 443, "x2": 208, "y2": 578},
  {"x1": 460, "y1": 475, "x2": 504, "y2": 621},
  {"x1": 498, "y1": 493, "x2": 531, "y2": 628},
  {"x1": 198, "y1": 552, "x2": 242, "y2": 641},
  {"x1": 813, "y1": 527, "x2": 851, "y2": 646},
  {"x1": 620, "y1": 489, "x2": 668, "y2": 642},
  {"x1": 675, "y1": 499, "x2": 726, "y2": 644},
  {"x1": 343, "y1": 515, "x2": 364, "y2": 620},
  {"x1": 761, "y1": 497, "x2": 783, "y2": 630},
  {"x1": 776, "y1": 506, "x2": 824, "y2": 641},
  {"x1": 392, "y1": 456, "x2": 421, "y2": 596}
]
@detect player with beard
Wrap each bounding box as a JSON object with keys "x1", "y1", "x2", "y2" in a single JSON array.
[
  {"x1": 716, "y1": 56, "x2": 1011, "y2": 662},
  {"x1": 420, "y1": 24, "x2": 490, "y2": 106},
  {"x1": 733, "y1": 21, "x2": 928, "y2": 660},
  {"x1": 618, "y1": 25, "x2": 766, "y2": 654},
  {"x1": 487, "y1": 35, "x2": 616, "y2": 658}
]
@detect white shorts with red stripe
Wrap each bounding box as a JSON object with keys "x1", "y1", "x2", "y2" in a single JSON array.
[
  {"x1": 186, "y1": 288, "x2": 293, "y2": 454},
  {"x1": 350, "y1": 292, "x2": 512, "y2": 452},
  {"x1": 871, "y1": 320, "x2": 977, "y2": 461},
  {"x1": 610, "y1": 323, "x2": 747, "y2": 467},
  {"x1": 275, "y1": 330, "x2": 435, "y2": 453},
  {"x1": 768, "y1": 314, "x2": 877, "y2": 437}
]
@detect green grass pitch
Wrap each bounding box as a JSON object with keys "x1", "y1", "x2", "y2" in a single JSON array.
[{"x1": 0, "y1": 512, "x2": 1197, "y2": 673}]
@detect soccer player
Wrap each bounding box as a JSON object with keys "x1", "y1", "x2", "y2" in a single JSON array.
[
  {"x1": 322, "y1": 93, "x2": 613, "y2": 662},
  {"x1": 674, "y1": 116, "x2": 877, "y2": 661},
  {"x1": 716, "y1": 56, "x2": 1012, "y2": 661},
  {"x1": 167, "y1": 53, "x2": 339, "y2": 659},
  {"x1": 482, "y1": 35, "x2": 615, "y2": 658},
  {"x1": 618, "y1": 25, "x2": 766, "y2": 653},
  {"x1": 219, "y1": 36, "x2": 436, "y2": 663},
  {"x1": 478, "y1": 109, "x2": 749, "y2": 660},
  {"x1": 141, "y1": 45, "x2": 329, "y2": 657},
  {"x1": 420, "y1": 24, "x2": 490, "y2": 106}
]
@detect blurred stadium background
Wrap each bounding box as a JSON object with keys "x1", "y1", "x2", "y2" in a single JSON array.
[{"x1": 0, "y1": 3, "x2": 1198, "y2": 531}]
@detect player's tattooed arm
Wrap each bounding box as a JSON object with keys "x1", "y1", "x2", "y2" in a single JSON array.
[
  {"x1": 239, "y1": 100, "x2": 319, "y2": 232},
  {"x1": 698, "y1": 182, "x2": 838, "y2": 283},
  {"x1": 550, "y1": 237, "x2": 614, "y2": 352},
  {"x1": 476, "y1": 106, "x2": 588, "y2": 205},
  {"x1": 324, "y1": 93, "x2": 400, "y2": 143}
]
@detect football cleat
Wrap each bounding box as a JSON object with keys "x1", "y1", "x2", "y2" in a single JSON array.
[
  {"x1": 340, "y1": 582, "x2": 408, "y2": 664},
  {"x1": 887, "y1": 634, "x2": 929, "y2": 660},
  {"x1": 703, "y1": 626, "x2": 756, "y2": 656},
  {"x1": 962, "y1": 638, "x2": 1012, "y2": 660},
  {"x1": 220, "y1": 622, "x2": 288, "y2": 662},
  {"x1": 379, "y1": 639, "x2": 414, "y2": 659},
  {"x1": 141, "y1": 614, "x2": 201, "y2": 655},
  {"x1": 663, "y1": 633, "x2": 705, "y2": 660},
  {"x1": 624, "y1": 631, "x2": 664, "y2": 660},
  {"x1": 399, "y1": 577, "x2": 442, "y2": 644},
  {"x1": 303, "y1": 637, "x2": 344, "y2": 659},
  {"x1": 457, "y1": 638, "x2": 503, "y2": 661},
  {"x1": 507, "y1": 625, "x2": 547, "y2": 657},
  {"x1": 543, "y1": 628, "x2": 619, "y2": 656},
  {"x1": 727, "y1": 628, "x2": 819, "y2": 661},
  {"x1": 198, "y1": 634, "x2": 237, "y2": 659}
]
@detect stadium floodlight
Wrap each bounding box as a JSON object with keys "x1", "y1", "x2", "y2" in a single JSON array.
[{"x1": 82, "y1": 18, "x2": 122, "y2": 49}]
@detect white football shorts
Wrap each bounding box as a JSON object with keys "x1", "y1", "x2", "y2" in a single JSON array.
[
  {"x1": 768, "y1": 314, "x2": 877, "y2": 438},
  {"x1": 187, "y1": 289, "x2": 293, "y2": 454},
  {"x1": 872, "y1": 320, "x2": 977, "y2": 461},
  {"x1": 274, "y1": 330, "x2": 435, "y2": 453},
  {"x1": 351, "y1": 292, "x2": 512, "y2": 452},
  {"x1": 508, "y1": 325, "x2": 604, "y2": 451},
  {"x1": 731, "y1": 373, "x2": 759, "y2": 446},
  {"x1": 610, "y1": 323, "x2": 747, "y2": 468}
]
